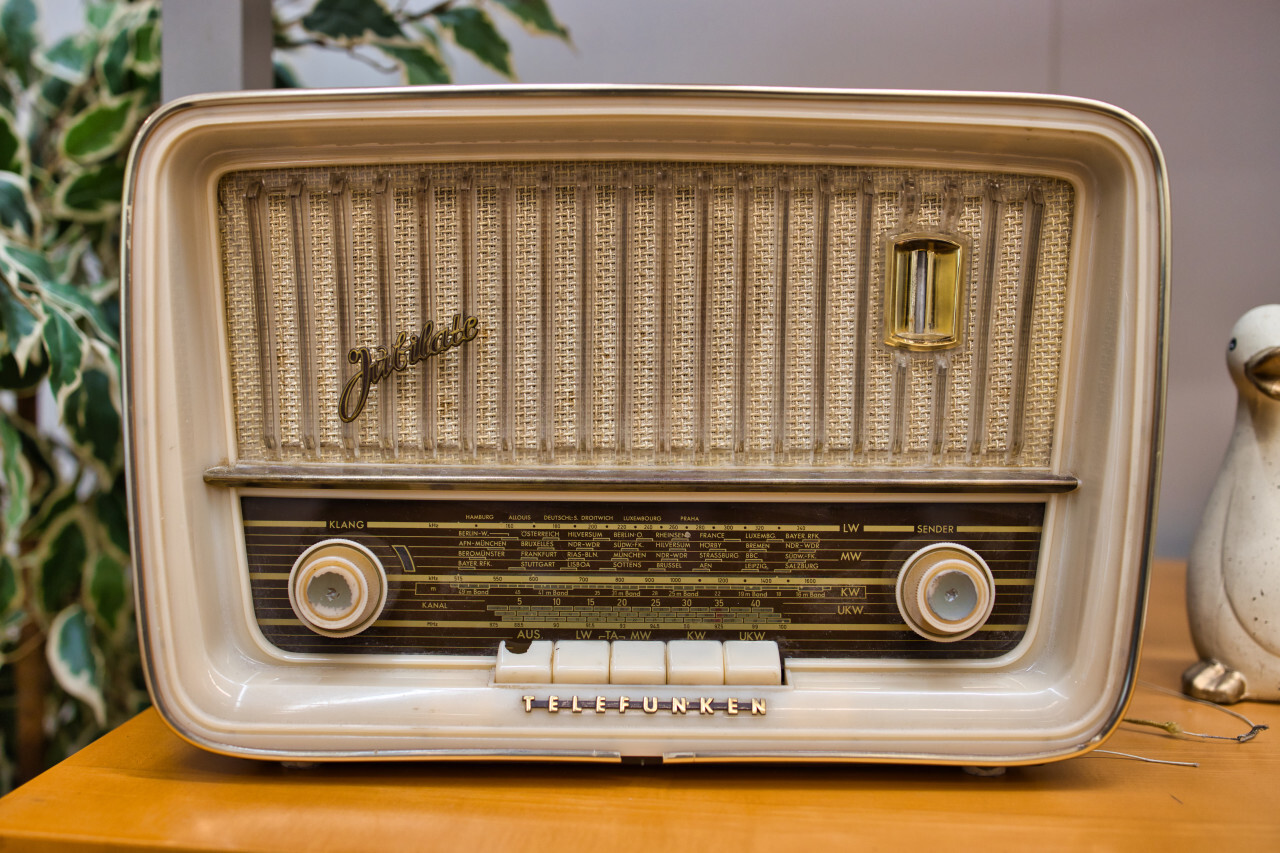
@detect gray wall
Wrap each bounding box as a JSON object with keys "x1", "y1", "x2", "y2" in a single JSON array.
[{"x1": 284, "y1": 0, "x2": 1280, "y2": 558}]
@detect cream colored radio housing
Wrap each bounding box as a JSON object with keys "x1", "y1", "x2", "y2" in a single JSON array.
[{"x1": 124, "y1": 87, "x2": 1167, "y2": 765}]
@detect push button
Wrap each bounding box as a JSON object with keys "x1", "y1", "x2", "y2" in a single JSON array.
[
  {"x1": 723, "y1": 640, "x2": 782, "y2": 685},
  {"x1": 494, "y1": 640, "x2": 553, "y2": 683},
  {"x1": 666, "y1": 640, "x2": 725, "y2": 685},
  {"x1": 608, "y1": 641, "x2": 667, "y2": 684},
  {"x1": 552, "y1": 640, "x2": 610, "y2": 683}
]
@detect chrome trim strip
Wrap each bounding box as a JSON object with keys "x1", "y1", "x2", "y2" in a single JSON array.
[{"x1": 202, "y1": 463, "x2": 1080, "y2": 492}]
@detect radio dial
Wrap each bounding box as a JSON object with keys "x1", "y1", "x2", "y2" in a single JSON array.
[
  {"x1": 895, "y1": 543, "x2": 996, "y2": 642},
  {"x1": 288, "y1": 539, "x2": 388, "y2": 638}
]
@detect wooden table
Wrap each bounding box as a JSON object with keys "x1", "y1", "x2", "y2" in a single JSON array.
[{"x1": 1, "y1": 560, "x2": 1277, "y2": 851}]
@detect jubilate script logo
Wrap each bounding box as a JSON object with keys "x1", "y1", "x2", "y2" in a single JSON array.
[{"x1": 338, "y1": 314, "x2": 479, "y2": 423}]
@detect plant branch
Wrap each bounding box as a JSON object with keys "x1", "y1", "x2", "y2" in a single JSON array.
[
  {"x1": 0, "y1": 628, "x2": 46, "y2": 666},
  {"x1": 274, "y1": 35, "x2": 401, "y2": 75},
  {"x1": 401, "y1": 1, "x2": 459, "y2": 25}
]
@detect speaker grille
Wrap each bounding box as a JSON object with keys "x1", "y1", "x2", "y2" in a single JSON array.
[{"x1": 218, "y1": 162, "x2": 1073, "y2": 469}]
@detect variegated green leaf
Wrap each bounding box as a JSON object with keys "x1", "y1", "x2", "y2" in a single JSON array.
[
  {"x1": 61, "y1": 366, "x2": 120, "y2": 473},
  {"x1": 89, "y1": 336, "x2": 121, "y2": 378},
  {"x1": 0, "y1": 108, "x2": 26, "y2": 176},
  {"x1": 24, "y1": 480, "x2": 77, "y2": 545},
  {"x1": 37, "y1": 76, "x2": 72, "y2": 114},
  {"x1": 438, "y1": 7, "x2": 513, "y2": 78},
  {"x1": 42, "y1": 306, "x2": 85, "y2": 409},
  {"x1": 0, "y1": 349, "x2": 46, "y2": 389},
  {"x1": 42, "y1": 237, "x2": 87, "y2": 286},
  {"x1": 47, "y1": 605, "x2": 106, "y2": 727},
  {"x1": 376, "y1": 42, "x2": 450, "y2": 85},
  {"x1": 494, "y1": 0, "x2": 569, "y2": 39},
  {"x1": 40, "y1": 277, "x2": 116, "y2": 346},
  {"x1": 130, "y1": 20, "x2": 160, "y2": 75},
  {"x1": 87, "y1": 553, "x2": 126, "y2": 633},
  {"x1": 0, "y1": 0, "x2": 39, "y2": 86},
  {"x1": 303, "y1": 0, "x2": 402, "y2": 40},
  {"x1": 52, "y1": 161, "x2": 125, "y2": 223},
  {"x1": 86, "y1": 0, "x2": 116, "y2": 31},
  {"x1": 98, "y1": 26, "x2": 131, "y2": 96},
  {"x1": 60, "y1": 92, "x2": 142, "y2": 165},
  {"x1": 0, "y1": 172, "x2": 36, "y2": 236},
  {"x1": 0, "y1": 240, "x2": 57, "y2": 287},
  {"x1": 36, "y1": 34, "x2": 93, "y2": 85},
  {"x1": 35, "y1": 513, "x2": 87, "y2": 615},
  {"x1": 0, "y1": 275, "x2": 43, "y2": 371},
  {"x1": 95, "y1": 477, "x2": 129, "y2": 557},
  {"x1": 5, "y1": 417, "x2": 55, "y2": 524},
  {"x1": 0, "y1": 416, "x2": 31, "y2": 548}
]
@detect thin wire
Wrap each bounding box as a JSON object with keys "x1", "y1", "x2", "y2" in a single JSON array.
[
  {"x1": 1090, "y1": 680, "x2": 1270, "y2": 767},
  {"x1": 1092, "y1": 750, "x2": 1198, "y2": 768},
  {"x1": 1125, "y1": 681, "x2": 1269, "y2": 743}
]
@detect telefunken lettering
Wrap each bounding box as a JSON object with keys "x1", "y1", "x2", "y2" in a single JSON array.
[
  {"x1": 520, "y1": 695, "x2": 767, "y2": 716},
  {"x1": 339, "y1": 313, "x2": 479, "y2": 422}
]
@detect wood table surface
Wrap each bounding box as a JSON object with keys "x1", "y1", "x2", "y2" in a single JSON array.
[{"x1": 1, "y1": 559, "x2": 1277, "y2": 852}]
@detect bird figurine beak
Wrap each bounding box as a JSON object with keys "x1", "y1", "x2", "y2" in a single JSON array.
[{"x1": 1245, "y1": 347, "x2": 1280, "y2": 400}]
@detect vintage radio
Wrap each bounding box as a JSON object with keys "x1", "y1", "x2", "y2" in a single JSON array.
[{"x1": 123, "y1": 87, "x2": 1167, "y2": 765}]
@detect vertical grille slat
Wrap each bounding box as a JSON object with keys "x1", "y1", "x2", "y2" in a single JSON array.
[
  {"x1": 218, "y1": 162, "x2": 1074, "y2": 470},
  {"x1": 655, "y1": 171, "x2": 674, "y2": 461},
  {"x1": 497, "y1": 175, "x2": 515, "y2": 461},
  {"x1": 812, "y1": 173, "x2": 833, "y2": 459},
  {"x1": 286, "y1": 180, "x2": 318, "y2": 458},
  {"x1": 574, "y1": 173, "x2": 594, "y2": 457},
  {"x1": 693, "y1": 172, "x2": 713, "y2": 461},
  {"x1": 969, "y1": 182, "x2": 1005, "y2": 457},
  {"x1": 243, "y1": 180, "x2": 279, "y2": 459},
  {"x1": 537, "y1": 172, "x2": 555, "y2": 462},
  {"x1": 373, "y1": 174, "x2": 398, "y2": 458},
  {"x1": 327, "y1": 175, "x2": 357, "y2": 458},
  {"x1": 771, "y1": 176, "x2": 792, "y2": 462},
  {"x1": 415, "y1": 175, "x2": 438, "y2": 457},
  {"x1": 1008, "y1": 187, "x2": 1046, "y2": 459},
  {"x1": 732, "y1": 173, "x2": 752, "y2": 460},
  {"x1": 851, "y1": 175, "x2": 875, "y2": 458},
  {"x1": 458, "y1": 173, "x2": 477, "y2": 459}
]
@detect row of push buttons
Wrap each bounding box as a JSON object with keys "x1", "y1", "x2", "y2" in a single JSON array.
[{"x1": 494, "y1": 640, "x2": 782, "y2": 686}]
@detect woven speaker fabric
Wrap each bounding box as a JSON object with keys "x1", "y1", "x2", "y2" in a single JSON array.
[{"x1": 217, "y1": 162, "x2": 1073, "y2": 469}]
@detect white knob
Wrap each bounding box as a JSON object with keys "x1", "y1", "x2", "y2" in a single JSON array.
[
  {"x1": 288, "y1": 539, "x2": 387, "y2": 638},
  {"x1": 895, "y1": 543, "x2": 995, "y2": 642}
]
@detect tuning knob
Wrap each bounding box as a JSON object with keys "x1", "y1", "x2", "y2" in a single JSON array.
[
  {"x1": 895, "y1": 543, "x2": 995, "y2": 642},
  {"x1": 288, "y1": 539, "x2": 388, "y2": 638}
]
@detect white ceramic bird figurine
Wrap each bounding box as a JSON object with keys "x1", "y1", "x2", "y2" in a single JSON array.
[{"x1": 1184, "y1": 304, "x2": 1280, "y2": 703}]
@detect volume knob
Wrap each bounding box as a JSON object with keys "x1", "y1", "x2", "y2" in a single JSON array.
[
  {"x1": 895, "y1": 543, "x2": 995, "y2": 642},
  {"x1": 288, "y1": 539, "x2": 388, "y2": 638}
]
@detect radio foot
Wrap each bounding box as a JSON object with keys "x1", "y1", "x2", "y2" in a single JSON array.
[
  {"x1": 1182, "y1": 658, "x2": 1247, "y2": 704},
  {"x1": 621, "y1": 756, "x2": 663, "y2": 767},
  {"x1": 962, "y1": 765, "x2": 1006, "y2": 778}
]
